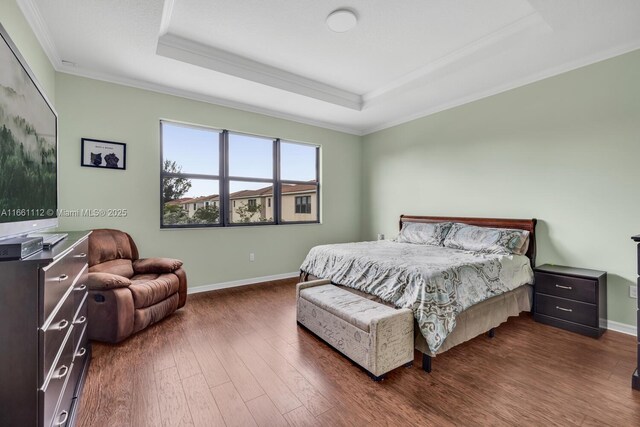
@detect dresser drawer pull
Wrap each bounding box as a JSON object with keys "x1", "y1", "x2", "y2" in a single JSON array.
[
  {"x1": 74, "y1": 252, "x2": 87, "y2": 258},
  {"x1": 75, "y1": 284, "x2": 87, "y2": 292},
  {"x1": 58, "y1": 274, "x2": 69, "y2": 282},
  {"x1": 52, "y1": 319, "x2": 70, "y2": 331},
  {"x1": 555, "y1": 284, "x2": 573, "y2": 290},
  {"x1": 53, "y1": 365, "x2": 69, "y2": 379},
  {"x1": 53, "y1": 410, "x2": 69, "y2": 426},
  {"x1": 74, "y1": 316, "x2": 87, "y2": 325},
  {"x1": 555, "y1": 306, "x2": 573, "y2": 312},
  {"x1": 76, "y1": 347, "x2": 87, "y2": 357}
]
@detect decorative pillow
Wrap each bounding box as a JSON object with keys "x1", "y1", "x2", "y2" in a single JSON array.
[
  {"x1": 397, "y1": 222, "x2": 452, "y2": 246},
  {"x1": 443, "y1": 223, "x2": 529, "y2": 255}
]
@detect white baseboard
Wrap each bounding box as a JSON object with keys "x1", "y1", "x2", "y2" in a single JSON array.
[
  {"x1": 607, "y1": 320, "x2": 637, "y2": 336},
  {"x1": 187, "y1": 271, "x2": 300, "y2": 295},
  {"x1": 188, "y1": 278, "x2": 639, "y2": 337}
]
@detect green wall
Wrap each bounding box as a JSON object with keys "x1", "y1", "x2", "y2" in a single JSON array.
[
  {"x1": 5, "y1": 0, "x2": 639, "y2": 324},
  {"x1": 55, "y1": 73, "x2": 362, "y2": 289},
  {"x1": 362, "y1": 49, "x2": 640, "y2": 326},
  {"x1": 0, "y1": 0, "x2": 55, "y2": 102}
]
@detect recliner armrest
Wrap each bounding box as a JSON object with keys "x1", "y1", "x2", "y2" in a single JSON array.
[
  {"x1": 133, "y1": 257, "x2": 183, "y2": 274},
  {"x1": 87, "y1": 272, "x2": 132, "y2": 290}
]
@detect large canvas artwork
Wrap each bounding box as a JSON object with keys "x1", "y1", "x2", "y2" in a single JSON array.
[{"x1": 0, "y1": 25, "x2": 57, "y2": 223}]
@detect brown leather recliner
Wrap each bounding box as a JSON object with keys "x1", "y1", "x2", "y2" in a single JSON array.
[{"x1": 87, "y1": 229, "x2": 187, "y2": 343}]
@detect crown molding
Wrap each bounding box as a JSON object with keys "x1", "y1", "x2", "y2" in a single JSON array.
[
  {"x1": 159, "y1": 0, "x2": 176, "y2": 36},
  {"x1": 361, "y1": 39, "x2": 640, "y2": 135},
  {"x1": 56, "y1": 63, "x2": 364, "y2": 135},
  {"x1": 157, "y1": 33, "x2": 363, "y2": 110},
  {"x1": 362, "y1": 12, "x2": 551, "y2": 106},
  {"x1": 16, "y1": 0, "x2": 61, "y2": 67},
  {"x1": 17, "y1": 0, "x2": 640, "y2": 138}
]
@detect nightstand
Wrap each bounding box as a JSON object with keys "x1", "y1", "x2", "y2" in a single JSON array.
[{"x1": 533, "y1": 264, "x2": 607, "y2": 338}]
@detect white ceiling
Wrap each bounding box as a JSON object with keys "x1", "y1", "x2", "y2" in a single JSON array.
[{"x1": 18, "y1": 0, "x2": 640, "y2": 135}]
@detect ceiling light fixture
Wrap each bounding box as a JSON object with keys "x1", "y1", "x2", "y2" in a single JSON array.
[{"x1": 326, "y1": 9, "x2": 358, "y2": 33}]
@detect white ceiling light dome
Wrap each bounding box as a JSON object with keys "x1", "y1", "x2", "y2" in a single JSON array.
[{"x1": 326, "y1": 9, "x2": 358, "y2": 33}]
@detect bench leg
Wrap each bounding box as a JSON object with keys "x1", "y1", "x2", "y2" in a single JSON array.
[
  {"x1": 422, "y1": 353, "x2": 432, "y2": 373},
  {"x1": 487, "y1": 328, "x2": 496, "y2": 339},
  {"x1": 404, "y1": 361, "x2": 413, "y2": 368},
  {"x1": 369, "y1": 372, "x2": 385, "y2": 382}
]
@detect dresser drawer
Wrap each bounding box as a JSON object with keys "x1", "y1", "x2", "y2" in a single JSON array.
[
  {"x1": 536, "y1": 294, "x2": 598, "y2": 327},
  {"x1": 73, "y1": 291, "x2": 88, "y2": 326},
  {"x1": 41, "y1": 328, "x2": 75, "y2": 427},
  {"x1": 73, "y1": 319, "x2": 88, "y2": 360},
  {"x1": 39, "y1": 289, "x2": 75, "y2": 384},
  {"x1": 73, "y1": 264, "x2": 88, "y2": 311},
  {"x1": 51, "y1": 361, "x2": 78, "y2": 427},
  {"x1": 535, "y1": 271, "x2": 597, "y2": 304},
  {"x1": 42, "y1": 240, "x2": 89, "y2": 321},
  {"x1": 71, "y1": 329, "x2": 88, "y2": 390}
]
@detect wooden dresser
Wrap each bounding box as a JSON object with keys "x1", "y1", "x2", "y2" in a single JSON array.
[
  {"x1": 534, "y1": 264, "x2": 607, "y2": 338},
  {"x1": 0, "y1": 232, "x2": 91, "y2": 427},
  {"x1": 632, "y1": 235, "x2": 640, "y2": 390}
]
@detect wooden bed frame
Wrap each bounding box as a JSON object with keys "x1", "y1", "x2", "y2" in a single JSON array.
[
  {"x1": 399, "y1": 215, "x2": 537, "y2": 372},
  {"x1": 399, "y1": 215, "x2": 537, "y2": 266},
  {"x1": 300, "y1": 215, "x2": 538, "y2": 374}
]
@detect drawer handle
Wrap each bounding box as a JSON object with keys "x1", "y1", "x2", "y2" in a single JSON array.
[
  {"x1": 74, "y1": 316, "x2": 87, "y2": 325},
  {"x1": 53, "y1": 410, "x2": 69, "y2": 426},
  {"x1": 53, "y1": 365, "x2": 69, "y2": 379},
  {"x1": 53, "y1": 319, "x2": 70, "y2": 331},
  {"x1": 75, "y1": 284, "x2": 87, "y2": 292},
  {"x1": 74, "y1": 252, "x2": 87, "y2": 258},
  {"x1": 58, "y1": 274, "x2": 69, "y2": 282},
  {"x1": 556, "y1": 306, "x2": 573, "y2": 312},
  {"x1": 76, "y1": 347, "x2": 87, "y2": 357},
  {"x1": 555, "y1": 284, "x2": 573, "y2": 290}
]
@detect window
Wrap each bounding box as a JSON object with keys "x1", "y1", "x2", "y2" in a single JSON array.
[
  {"x1": 295, "y1": 196, "x2": 311, "y2": 214},
  {"x1": 160, "y1": 121, "x2": 319, "y2": 228}
]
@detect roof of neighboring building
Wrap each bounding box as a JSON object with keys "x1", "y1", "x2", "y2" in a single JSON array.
[
  {"x1": 165, "y1": 197, "x2": 193, "y2": 206},
  {"x1": 166, "y1": 182, "x2": 316, "y2": 205},
  {"x1": 229, "y1": 182, "x2": 317, "y2": 199}
]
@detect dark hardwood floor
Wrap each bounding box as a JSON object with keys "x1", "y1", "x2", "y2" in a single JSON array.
[{"x1": 77, "y1": 278, "x2": 640, "y2": 426}]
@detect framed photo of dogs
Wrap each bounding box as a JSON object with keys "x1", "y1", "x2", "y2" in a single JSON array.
[{"x1": 81, "y1": 138, "x2": 126, "y2": 170}]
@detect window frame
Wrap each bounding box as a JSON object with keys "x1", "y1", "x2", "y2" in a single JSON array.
[{"x1": 160, "y1": 121, "x2": 320, "y2": 228}]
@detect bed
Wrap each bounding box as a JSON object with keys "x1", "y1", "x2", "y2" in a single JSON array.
[{"x1": 299, "y1": 215, "x2": 537, "y2": 372}]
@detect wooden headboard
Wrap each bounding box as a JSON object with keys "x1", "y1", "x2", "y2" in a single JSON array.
[{"x1": 399, "y1": 215, "x2": 538, "y2": 266}]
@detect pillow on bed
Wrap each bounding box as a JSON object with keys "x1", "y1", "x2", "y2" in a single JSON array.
[
  {"x1": 442, "y1": 223, "x2": 529, "y2": 255},
  {"x1": 397, "y1": 221, "x2": 452, "y2": 246}
]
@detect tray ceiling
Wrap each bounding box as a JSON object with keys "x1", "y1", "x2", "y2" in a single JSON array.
[{"x1": 18, "y1": 0, "x2": 640, "y2": 135}]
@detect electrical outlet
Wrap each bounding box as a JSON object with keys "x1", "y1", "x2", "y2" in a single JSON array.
[
  {"x1": 249, "y1": 253, "x2": 255, "y2": 262},
  {"x1": 630, "y1": 286, "x2": 638, "y2": 299}
]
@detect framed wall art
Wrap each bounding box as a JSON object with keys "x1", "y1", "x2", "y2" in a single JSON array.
[{"x1": 81, "y1": 138, "x2": 126, "y2": 170}]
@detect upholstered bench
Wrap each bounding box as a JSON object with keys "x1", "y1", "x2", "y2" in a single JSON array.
[{"x1": 296, "y1": 280, "x2": 414, "y2": 380}]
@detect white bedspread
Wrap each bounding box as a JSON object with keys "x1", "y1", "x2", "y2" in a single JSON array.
[{"x1": 300, "y1": 241, "x2": 534, "y2": 352}]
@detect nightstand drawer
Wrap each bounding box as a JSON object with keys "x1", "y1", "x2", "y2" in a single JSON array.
[
  {"x1": 535, "y1": 271, "x2": 596, "y2": 304},
  {"x1": 536, "y1": 294, "x2": 598, "y2": 327}
]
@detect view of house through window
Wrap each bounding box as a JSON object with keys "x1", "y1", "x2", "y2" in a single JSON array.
[{"x1": 161, "y1": 121, "x2": 319, "y2": 227}]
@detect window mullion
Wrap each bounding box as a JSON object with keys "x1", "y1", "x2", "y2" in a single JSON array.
[
  {"x1": 274, "y1": 138, "x2": 281, "y2": 225},
  {"x1": 222, "y1": 130, "x2": 229, "y2": 226}
]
